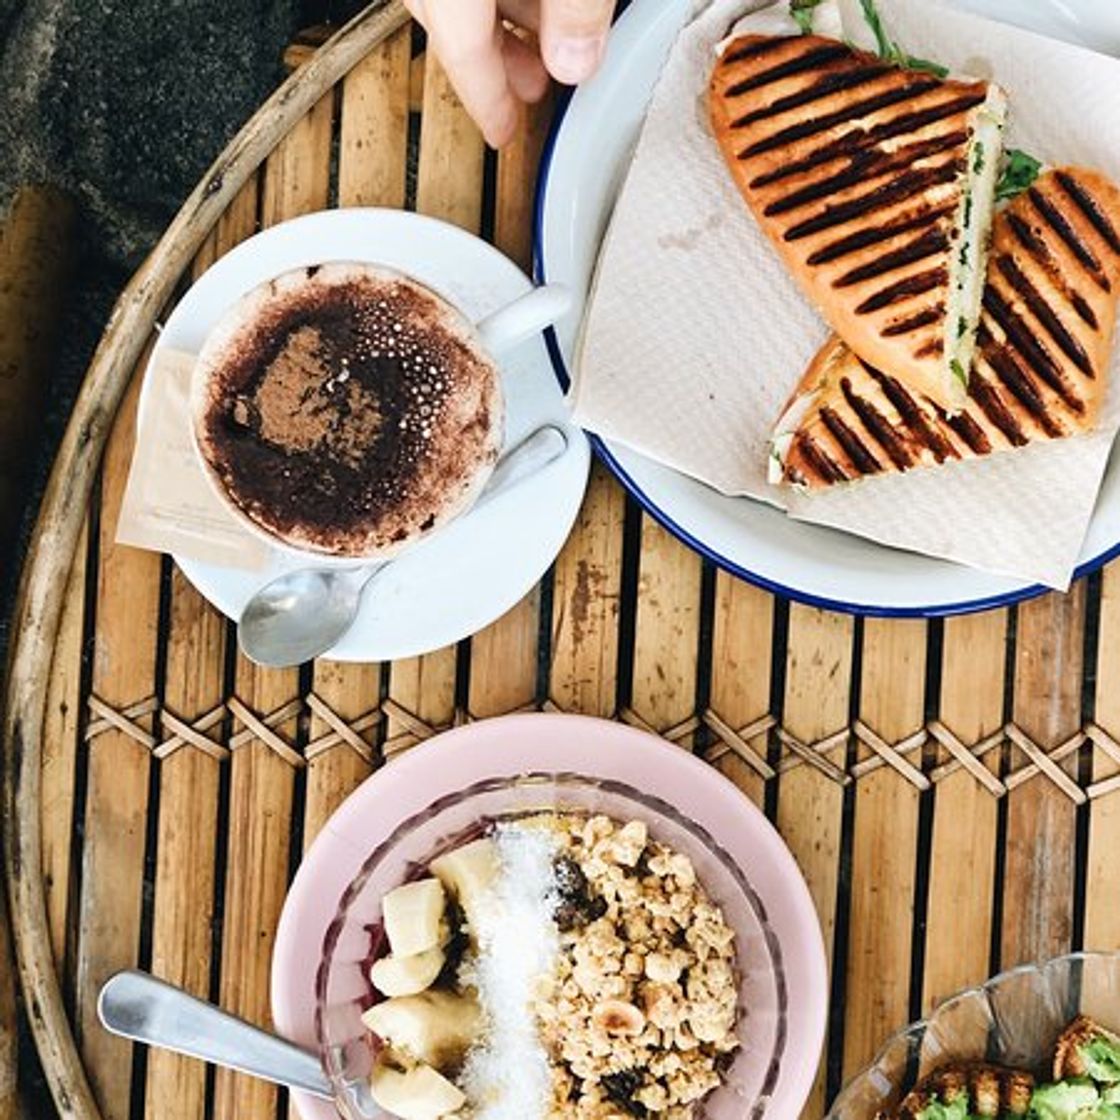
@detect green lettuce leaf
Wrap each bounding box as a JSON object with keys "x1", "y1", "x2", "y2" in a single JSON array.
[
  {"x1": 858, "y1": 0, "x2": 950, "y2": 76},
  {"x1": 995, "y1": 150, "x2": 1043, "y2": 203},
  {"x1": 790, "y1": 0, "x2": 825, "y2": 35}
]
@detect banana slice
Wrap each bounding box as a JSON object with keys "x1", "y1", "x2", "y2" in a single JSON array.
[
  {"x1": 429, "y1": 838, "x2": 498, "y2": 939},
  {"x1": 369, "y1": 1053, "x2": 466, "y2": 1120},
  {"x1": 362, "y1": 990, "x2": 481, "y2": 1068},
  {"x1": 382, "y1": 878, "x2": 447, "y2": 957},
  {"x1": 370, "y1": 946, "x2": 445, "y2": 998}
]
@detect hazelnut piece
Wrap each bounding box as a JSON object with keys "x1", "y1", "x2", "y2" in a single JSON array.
[{"x1": 593, "y1": 999, "x2": 646, "y2": 1036}]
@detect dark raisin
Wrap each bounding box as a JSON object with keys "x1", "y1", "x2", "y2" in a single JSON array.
[
  {"x1": 554, "y1": 903, "x2": 583, "y2": 933},
  {"x1": 634, "y1": 846, "x2": 653, "y2": 877},
  {"x1": 434, "y1": 899, "x2": 469, "y2": 983},
  {"x1": 714, "y1": 1049, "x2": 736, "y2": 1073},
  {"x1": 552, "y1": 856, "x2": 607, "y2": 930},
  {"x1": 436, "y1": 927, "x2": 469, "y2": 986},
  {"x1": 562, "y1": 1064, "x2": 580, "y2": 1101},
  {"x1": 554, "y1": 856, "x2": 589, "y2": 900},
  {"x1": 601, "y1": 1070, "x2": 648, "y2": 1117}
]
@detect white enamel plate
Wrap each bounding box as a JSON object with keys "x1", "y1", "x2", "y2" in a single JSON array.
[
  {"x1": 536, "y1": 0, "x2": 1120, "y2": 616},
  {"x1": 145, "y1": 208, "x2": 590, "y2": 661}
]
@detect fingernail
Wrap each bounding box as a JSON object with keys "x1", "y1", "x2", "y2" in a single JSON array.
[
  {"x1": 548, "y1": 35, "x2": 604, "y2": 85},
  {"x1": 485, "y1": 101, "x2": 520, "y2": 149}
]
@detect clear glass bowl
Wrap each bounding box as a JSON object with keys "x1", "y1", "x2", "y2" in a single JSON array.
[
  {"x1": 828, "y1": 952, "x2": 1120, "y2": 1119},
  {"x1": 314, "y1": 773, "x2": 791, "y2": 1119}
]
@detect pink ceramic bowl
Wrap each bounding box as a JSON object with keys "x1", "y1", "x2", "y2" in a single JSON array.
[{"x1": 272, "y1": 713, "x2": 827, "y2": 1119}]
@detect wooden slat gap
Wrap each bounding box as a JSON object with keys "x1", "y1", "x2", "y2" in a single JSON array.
[{"x1": 1084, "y1": 721, "x2": 1120, "y2": 766}]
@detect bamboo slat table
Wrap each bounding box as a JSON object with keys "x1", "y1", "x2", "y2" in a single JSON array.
[{"x1": 5, "y1": 6, "x2": 1120, "y2": 1120}]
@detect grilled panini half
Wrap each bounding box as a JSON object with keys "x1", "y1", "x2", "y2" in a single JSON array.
[
  {"x1": 875, "y1": 1063, "x2": 1035, "y2": 1120},
  {"x1": 1054, "y1": 1017, "x2": 1120, "y2": 1084},
  {"x1": 770, "y1": 167, "x2": 1120, "y2": 488},
  {"x1": 710, "y1": 33, "x2": 1006, "y2": 411}
]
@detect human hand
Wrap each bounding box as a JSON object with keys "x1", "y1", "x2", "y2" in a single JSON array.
[{"x1": 405, "y1": 0, "x2": 613, "y2": 148}]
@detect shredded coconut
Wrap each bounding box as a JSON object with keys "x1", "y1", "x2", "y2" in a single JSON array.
[{"x1": 459, "y1": 824, "x2": 559, "y2": 1120}]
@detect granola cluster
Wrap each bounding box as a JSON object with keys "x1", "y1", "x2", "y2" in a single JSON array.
[{"x1": 535, "y1": 815, "x2": 739, "y2": 1119}]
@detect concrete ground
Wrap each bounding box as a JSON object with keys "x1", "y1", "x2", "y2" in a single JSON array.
[{"x1": 0, "y1": 0, "x2": 374, "y2": 602}]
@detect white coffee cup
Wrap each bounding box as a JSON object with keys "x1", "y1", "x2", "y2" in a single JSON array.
[{"x1": 189, "y1": 261, "x2": 569, "y2": 562}]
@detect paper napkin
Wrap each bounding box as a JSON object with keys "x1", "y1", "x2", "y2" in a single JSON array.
[
  {"x1": 117, "y1": 348, "x2": 270, "y2": 571},
  {"x1": 572, "y1": 0, "x2": 1120, "y2": 588}
]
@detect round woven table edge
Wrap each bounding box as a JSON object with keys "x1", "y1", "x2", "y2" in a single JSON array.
[{"x1": 0, "y1": 4, "x2": 410, "y2": 1117}]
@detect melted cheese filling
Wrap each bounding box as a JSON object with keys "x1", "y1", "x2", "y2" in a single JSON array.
[{"x1": 943, "y1": 84, "x2": 1008, "y2": 411}]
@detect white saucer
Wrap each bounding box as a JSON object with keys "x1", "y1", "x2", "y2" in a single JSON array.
[
  {"x1": 536, "y1": 0, "x2": 1120, "y2": 616},
  {"x1": 143, "y1": 209, "x2": 589, "y2": 661}
]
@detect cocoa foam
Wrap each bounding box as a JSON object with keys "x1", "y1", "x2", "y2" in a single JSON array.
[{"x1": 192, "y1": 263, "x2": 503, "y2": 557}]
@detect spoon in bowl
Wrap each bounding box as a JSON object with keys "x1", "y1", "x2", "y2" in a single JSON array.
[
  {"x1": 238, "y1": 423, "x2": 568, "y2": 668},
  {"x1": 99, "y1": 969, "x2": 334, "y2": 1099},
  {"x1": 99, "y1": 970, "x2": 385, "y2": 1113}
]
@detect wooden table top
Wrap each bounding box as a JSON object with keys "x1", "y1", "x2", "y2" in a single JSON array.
[{"x1": 12, "y1": 19, "x2": 1120, "y2": 1120}]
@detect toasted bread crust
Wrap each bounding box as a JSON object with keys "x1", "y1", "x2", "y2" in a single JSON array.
[
  {"x1": 875, "y1": 1017, "x2": 1120, "y2": 1120},
  {"x1": 1053, "y1": 1015, "x2": 1120, "y2": 1081},
  {"x1": 771, "y1": 167, "x2": 1120, "y2": 488},
  {"x1": 876, "y1": 1063, "x2": 1034, "y2": 1120},
  {"x1": 710, "y1": 33, "x2": 998, "y2": 409},
  {"x1": 1054, "y1": 1016, "x2": 1098, "y2": 1079}
]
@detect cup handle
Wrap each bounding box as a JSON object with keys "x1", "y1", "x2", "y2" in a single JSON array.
[{"x1": 475, "y1": 283, "x2": 571, "y2": 356}]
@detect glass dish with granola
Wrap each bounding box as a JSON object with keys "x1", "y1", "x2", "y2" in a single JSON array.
[{"x1": 359, "y1": 813, "x2": 741, "y2": 1120}]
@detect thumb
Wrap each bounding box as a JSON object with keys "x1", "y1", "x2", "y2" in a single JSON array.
[{"x1": 540, "y1": 0, "x2": 613, "y2": 85}]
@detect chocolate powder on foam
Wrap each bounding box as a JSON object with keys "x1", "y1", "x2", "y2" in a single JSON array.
[{"x1": 202, "y1": 270, "x2": 498, "y2": 553}]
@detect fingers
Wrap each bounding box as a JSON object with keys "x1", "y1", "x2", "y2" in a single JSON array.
[
  {"x1": 497, "y1": 0, "x2": 540, "y2": 32},
  {"x1": 539, "y1": 0, "x2": 613, "y2": 84},
  {"x1": 411, "y1": 0, "x2": 520, "y2": 148},
  {"x1": 502, "y1": 29, "x2": 550, "y2": 103}
]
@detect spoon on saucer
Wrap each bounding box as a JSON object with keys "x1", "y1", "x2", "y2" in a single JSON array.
[{"x1": 238, "y1": 424, "x2": 569, "y2": 668}]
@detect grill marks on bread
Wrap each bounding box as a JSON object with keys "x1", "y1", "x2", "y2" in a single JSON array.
[
  {"x1": 772, "y1": 169, "x2": 1120, "y2": 488},
  {"x1": 875, "y1": 1063, "x2": 1035, "y2": 1120},
  {"x1": 711, "y1": 33, "x2": 996, "y2": 405}
]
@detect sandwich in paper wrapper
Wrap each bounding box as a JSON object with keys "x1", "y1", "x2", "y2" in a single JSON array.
[{"x1": 571, "y1": 0, "x2": 1120, "y2": 589}]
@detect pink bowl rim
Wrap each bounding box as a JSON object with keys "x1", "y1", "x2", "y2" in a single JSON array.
[{"x1": 271, "y1": 711, "x2": 828, "y2": 1118}]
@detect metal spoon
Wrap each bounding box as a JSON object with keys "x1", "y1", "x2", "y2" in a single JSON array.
[
  {"x1": 98, "y1": 970, "x2": 333, "y2": 1099},
  {"x1": 238, "y1": 424, "x2": 569, "y2": 668}
]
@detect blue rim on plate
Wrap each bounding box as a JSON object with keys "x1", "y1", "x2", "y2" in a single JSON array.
[{"x1": 531, "y1": 67, "x2": 1120, "y2": 620}]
